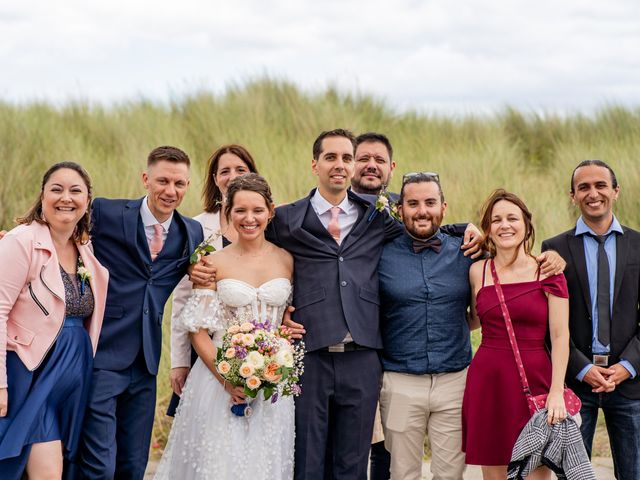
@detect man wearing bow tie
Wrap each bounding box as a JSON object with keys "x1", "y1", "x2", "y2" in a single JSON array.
[{"x1": 377, "y1": 172, "x2": 473, "y2": 480}]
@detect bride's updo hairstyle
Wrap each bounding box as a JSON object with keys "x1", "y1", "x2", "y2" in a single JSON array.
[{"x1": 224, "y1": 173, "x2": 274, "y2": 221}]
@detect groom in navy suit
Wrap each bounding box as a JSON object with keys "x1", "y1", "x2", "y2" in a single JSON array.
[
  {"x1": 77, "y1": 146, "x2": 206, "y2": 479},
  {"x1": 270, "y1": 130, "x2": 477, "y2": 479}
]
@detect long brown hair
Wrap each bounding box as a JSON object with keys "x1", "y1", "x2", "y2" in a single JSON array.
[
  {"x1": 202, "y1": 144, "x2": 258, "y2": 213},
  {"x1": 479, "y1": 189, "x2": 535, "y2": 265},
  {"x1": 16, "y1": 161, "x2": 93, "y2": 244}
]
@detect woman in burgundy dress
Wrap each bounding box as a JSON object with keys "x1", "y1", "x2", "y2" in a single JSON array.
[{"x1": 462, "y1": 189, "x2": 570, "y2": 479}]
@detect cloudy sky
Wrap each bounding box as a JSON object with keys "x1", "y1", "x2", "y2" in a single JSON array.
[{"x1": 1, "y1": 0, "x2": 638, "y2": 113}]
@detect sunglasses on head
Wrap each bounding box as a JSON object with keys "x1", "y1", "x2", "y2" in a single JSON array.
[{"x1": 402, "y1": 172, "x2": 440, "y2": 184}]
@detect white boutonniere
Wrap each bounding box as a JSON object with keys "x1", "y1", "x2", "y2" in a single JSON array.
[
  {"x1": 77, "y1": 258, "x2": 92, "y2": 295},
  {"x1": 374, "y1": 186, "x2": 401, "y2": 221},
  {"x1": 190, "y1": 231, "x2": 221, "y2": 264}
]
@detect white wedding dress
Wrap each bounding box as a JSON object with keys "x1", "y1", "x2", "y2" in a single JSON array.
[{"x1": 154, "y1": 278, "x2": 295, "y2": 480}]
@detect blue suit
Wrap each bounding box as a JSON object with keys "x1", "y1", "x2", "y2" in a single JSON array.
[
  {"x1": 78, "y1": 198, "x2": 203, "y2": 479},
  {"x1": 267, "y1": 189, "x2": 401, "y2": 480}
]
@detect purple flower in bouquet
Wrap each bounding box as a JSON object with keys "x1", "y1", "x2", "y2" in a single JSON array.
[{"x1": 252, "y1": 319, "x2": 272, "y2": 331}]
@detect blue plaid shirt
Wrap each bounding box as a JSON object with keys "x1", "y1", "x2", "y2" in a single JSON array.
[{"x1": 379, "y1": 230, "x2": 473, "y2": 374}]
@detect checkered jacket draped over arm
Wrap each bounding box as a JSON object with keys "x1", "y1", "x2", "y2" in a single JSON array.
[{"x1": 508, "y1": 411, "x2": 595, "y2": 480}]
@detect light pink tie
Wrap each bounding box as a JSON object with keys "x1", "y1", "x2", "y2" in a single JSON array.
[
  {"x1": 327, "y1": 206, "x2": 341, "y2": 244},
  {"x1": 149, "y1": 224, "x2": 164, "y2": 261}
]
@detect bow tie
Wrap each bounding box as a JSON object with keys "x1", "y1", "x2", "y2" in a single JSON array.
[{"x1": 412, "y1": 236, "x2": 442, "y2": 254}]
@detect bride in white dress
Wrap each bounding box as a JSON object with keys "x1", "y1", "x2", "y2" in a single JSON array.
[{"x1": 155, "y1": 174, "x2": 295, "y2": 480}]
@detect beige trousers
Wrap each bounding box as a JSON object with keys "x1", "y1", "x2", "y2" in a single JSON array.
[{"x1": 380, "y1": 369, "x2": 467, "y2": 480}]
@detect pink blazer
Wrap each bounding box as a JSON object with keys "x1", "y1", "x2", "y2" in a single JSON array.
[{"x1": 0, "y1": 222, "x2": 109, "y2": 388}]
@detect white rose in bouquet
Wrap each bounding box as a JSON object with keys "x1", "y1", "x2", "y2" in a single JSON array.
[
  {"x1": 275, "y1": 348, "x2": 294, "y2": 368},
  {"x1": 246, "y1": 351, "x2": 265, "y2": 369}
]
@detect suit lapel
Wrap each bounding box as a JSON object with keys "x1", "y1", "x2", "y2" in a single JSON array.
[
  {"x1": 567, "y1": 232, "x2": 592, "y2": 314},
  {"x1": 613, "y1": 229, "x2": 629, "y2": 305},
  {"x1": 172, "y1": 211, "x2": 195, "y2": 258},
  {"x1": 122, "y1": 198, "x2": 147, "y2": 267},
  {"x1": 340, "y1": 196, "x2": 374, "y2": 253},
  {"x1": 289, "y1": 190, "x2": 337, "y2": 255}
]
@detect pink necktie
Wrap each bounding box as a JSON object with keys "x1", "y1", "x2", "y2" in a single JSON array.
[
  {"x1": 149, "y1": 224, "x2": 164, "y2": 261},
  {"x1": 327, "y1": 206, "x2": 341, "y2": 244}
]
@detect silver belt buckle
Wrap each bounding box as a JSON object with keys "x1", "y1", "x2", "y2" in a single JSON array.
[
  {"x1": 328, "y1": 343, "x2": 345, "y2": 353},
  {"x1": 593, "y1": 354, "x2": 610, "y2": 366}
]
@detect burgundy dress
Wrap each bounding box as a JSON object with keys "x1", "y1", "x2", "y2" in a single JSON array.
[{"x1": 461, "y1": 265, "x2": 569, "y2": 466}]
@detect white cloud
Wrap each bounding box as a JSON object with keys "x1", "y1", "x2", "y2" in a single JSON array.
[{"x1": 0, "y1": 0, "x2": 638, "y2": 112}]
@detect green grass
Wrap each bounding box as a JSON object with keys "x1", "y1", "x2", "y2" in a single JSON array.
[{"x1": 2, "y1": 79, "x2": 634, "y2": 457}]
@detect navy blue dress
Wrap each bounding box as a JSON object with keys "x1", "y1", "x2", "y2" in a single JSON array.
[{"x1": 0, "y1": 266, "x2": 94, "y2": 478}]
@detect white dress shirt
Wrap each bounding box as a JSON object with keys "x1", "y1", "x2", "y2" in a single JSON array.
[{"x1": 140, "y1": 196, "x2": 173, "y2": 245}]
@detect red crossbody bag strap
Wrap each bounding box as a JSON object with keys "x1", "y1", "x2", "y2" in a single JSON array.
[
  {"x1": 489, "y1": 260, "x2": 582, "y2": 417},
  {"x1": 489, "y1": 259, "x2": 533, "y2": 398}
]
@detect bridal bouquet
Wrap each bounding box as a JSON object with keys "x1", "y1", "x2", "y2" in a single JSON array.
[{"x1": 216, "y1": 319, "x2": 305, "y2": 417}]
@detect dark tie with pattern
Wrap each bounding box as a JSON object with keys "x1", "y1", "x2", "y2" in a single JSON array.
[
  {"x1": 412, "y1": 237, "x2": 442, "y2": 254},
  {"x1": 591, "y1": 233, "x2": 611, "y2": 347}
]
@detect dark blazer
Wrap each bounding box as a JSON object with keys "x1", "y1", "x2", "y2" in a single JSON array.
[
  {"x1": 267, "y1": 189, "x2": 402, "y2": 352},
  {"x1": 542, "y1": 226, "x2": 640, "y2": 399},
  {"x1": 90, "y1": 197, "x2": 203, "y2": 375},
  {"x1": 355, "y1": 191, "x2": 400, "y2": 206}
]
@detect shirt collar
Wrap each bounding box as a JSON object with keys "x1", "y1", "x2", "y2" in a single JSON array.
[
  {"x1": 311, "y1": 189, "x2": 352, "y2": 215},
  {"x1": 140, "y1": 196, "x2": 173, "y2": 232},
  {"x1": 575, "y1": 215, "x2": 623, "y2": 237}
]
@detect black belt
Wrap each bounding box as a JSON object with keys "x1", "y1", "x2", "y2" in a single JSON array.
[{"x1": 320, "y1": 342, "x2": 370, "y2": 353}]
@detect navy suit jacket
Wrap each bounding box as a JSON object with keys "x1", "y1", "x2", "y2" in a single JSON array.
[
  {"x1": 90, "y1": 197, "x2": 203, "y2": 375},
  {"x1": 542, "y1": 226, "x2": 640, "y2": 399},
  {"x1": 354, "y1": 191, "x2": 400, "y2": 206},
  {"x1": 267, "y1": 189, "x2": 403, "y2": 352}
]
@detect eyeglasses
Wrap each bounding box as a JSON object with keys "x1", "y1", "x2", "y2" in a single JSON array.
[{"x1": 402, "y1": 172, "x2": 440, "y2": 184}]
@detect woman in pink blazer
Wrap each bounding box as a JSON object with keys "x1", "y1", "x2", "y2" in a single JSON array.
[{"x1": 0, "y1": 162, "x2": 108, "y2": 479}]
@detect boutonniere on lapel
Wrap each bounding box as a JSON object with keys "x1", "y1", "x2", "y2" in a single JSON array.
[
  {"x1": 77, "y1": 257, "x2": 92, "y2": 296},
  {"x1": 189, "y1": 231, "x2": 221, "y2": 264},
  {"x1": 368, "y1": 186, "x2": 401, "y2": 222}
]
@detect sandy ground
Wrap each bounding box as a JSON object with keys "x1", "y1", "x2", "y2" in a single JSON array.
[{"x1": 145, "y1": 456, "x2": 615, "y2": 479}]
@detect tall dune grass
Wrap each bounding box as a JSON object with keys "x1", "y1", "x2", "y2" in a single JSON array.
[{"x1": 1, "y1": 79, "x2": 637, "y2": 456}]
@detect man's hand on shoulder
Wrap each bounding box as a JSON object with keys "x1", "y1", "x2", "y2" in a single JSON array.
[
  {"x1": 188, "y1": 257, "x2": 216, "y2": 287},
  {"x1": 461, "y1": 223, "x2": 483, "y2": 259},
  {"x1": 536, "y1": 250, "x2": 566, "y2": 278},
  {"x1": 0, "y1": 230, "x2": 6, "y2": 240}
]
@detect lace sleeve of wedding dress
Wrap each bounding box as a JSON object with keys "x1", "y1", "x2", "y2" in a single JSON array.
[{"x1": 175, "y1": 288, "x2": 223, "y2": 334}]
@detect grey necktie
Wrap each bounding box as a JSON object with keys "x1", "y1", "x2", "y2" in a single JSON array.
[{"x1": 591, "y1": 234, "x2": 611, "y2": 347}]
